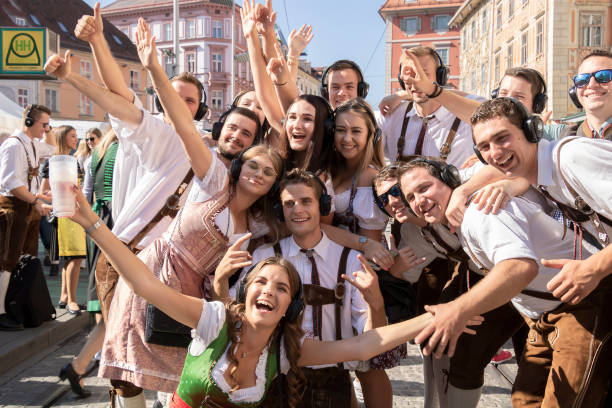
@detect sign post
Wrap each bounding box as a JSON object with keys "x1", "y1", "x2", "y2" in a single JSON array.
[{"x1": 0, "y1": 27, "x2": 54, "y2": 79}]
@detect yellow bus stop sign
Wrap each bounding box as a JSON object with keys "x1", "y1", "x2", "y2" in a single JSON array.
[{"x1": 1, "y1": 28, "x2": 46, "y2": 75}]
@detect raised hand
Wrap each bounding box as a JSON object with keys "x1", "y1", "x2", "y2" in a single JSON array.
[
  {"x1": 135, "y1": 18, "x2": 158, "y2": 70},
  {"x1": 44, "y1": 50, "x2": 72, "y2": 80},
  {"x1": 343, "y1": 254, "x2": 384, "y2": 308},
  {"x1": 288, "y1": 24, "x2": 313, "y2": 57},
  {"x1": 388, "y1": 235, "x2": 426, "y2": 279},
  {"x1": 74, "y1": 1, "x2": 104, "y2": 43},
  {"x1": 240, "y1": 0, "x2": 257, "y2": 38},
  {"x1": 472, "y1": 177, "x2": 529, "y2": 215},
  {"x1": 69, "y1": 186, "x2": 98, "y2": 228},
  {"x1": 399, "y1": 49, "x2": 437, "y2": 94},
  {"x1": 214, "y1": 233, "x2": 253, "y2": 283},
  {"x1": 266, "y1": 41, "x2": 290, "y2": 85},
  {"x1": 254, "y1": 0, "x2": 277, "y2": 36}
]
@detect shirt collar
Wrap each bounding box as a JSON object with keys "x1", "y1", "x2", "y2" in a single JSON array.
[
  {"x1": 586, "y1": 115, "x2": 612, "y2": 138},
  {"x1": 11, "y1": 129, "x2": 30, "y2": 143},
  {"x1": 407, "y1": 103, "x2": 450, "y2": 123},
  {"x1": 285, "y1": 231, "x2": 331, "y2": 259},
  {"x1": 536, "y1": 138, "x2": 555, "y2": 187}
]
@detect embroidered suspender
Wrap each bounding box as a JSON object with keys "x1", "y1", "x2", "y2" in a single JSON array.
[{"x1": 9, "y1": 136, "x2": 38, "y2": 191}]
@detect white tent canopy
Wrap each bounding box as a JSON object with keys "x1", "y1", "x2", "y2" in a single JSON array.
[
  {"x1": 49, "y1": 119, "x2": 110, "y2": 140},
  {"x1": 0, "y1": 91, "x2": 23, "y2": 134}
]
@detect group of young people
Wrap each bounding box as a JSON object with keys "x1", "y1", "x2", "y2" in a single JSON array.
[{"x1": 1, "y1": 0, "x2": 604, "y2": 407}]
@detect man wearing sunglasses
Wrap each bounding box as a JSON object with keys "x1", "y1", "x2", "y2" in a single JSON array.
[
  {"x1": 565, "y1": 49, "x2": 612, "y2": 140},
  {"x1": 0, "y1": 104, "x2": 56, "y2": 330}
]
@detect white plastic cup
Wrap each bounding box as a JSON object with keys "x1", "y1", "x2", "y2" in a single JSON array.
[{"x1": 49, "y1": 155, "x2": 78, "y2": 217}]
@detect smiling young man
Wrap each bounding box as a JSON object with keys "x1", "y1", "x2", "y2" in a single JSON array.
[
  {"x1": 247, "y1": 169, "x2": 386, "y2": 408},
  {"x1": 321, "y1": 60, "x2": 369, "y2": 110}
]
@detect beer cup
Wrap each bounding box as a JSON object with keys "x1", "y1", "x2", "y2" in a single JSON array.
[{"x1": 49, "y1": 155, "x2": 77, "y2": 217}]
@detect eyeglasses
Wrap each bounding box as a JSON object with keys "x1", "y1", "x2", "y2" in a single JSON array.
[
  {"x1": 246, "y1": 160, "x2": 277, "y2": 178},
  {"x1": 42, "y1": 123, "x2": 50, "y2": 128},
  {"x1": 87, "y1": 137, "x2": 96, "y2": 142},
  {"x1": 573, "y1": 69, "x2": 612, "y2": 88},
  {"x1": 376, "y1": 184, "x2": 403, "y2": 209}
]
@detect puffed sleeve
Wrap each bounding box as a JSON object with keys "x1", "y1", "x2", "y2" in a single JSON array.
[
  {"x1": 187, "y1": 150, "x2": 229, "y2": 203},
  {"x1": 188, "y1": 300, "x2": 227, "y2": 356}
]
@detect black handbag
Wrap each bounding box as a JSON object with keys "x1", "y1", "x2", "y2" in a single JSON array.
[{"x1": 144, "y1": 303, "x2": 192, "y2": 348}]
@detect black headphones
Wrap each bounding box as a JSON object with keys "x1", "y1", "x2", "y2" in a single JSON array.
[
  {"x1": 212, "y1": 107, "x2": 264, "y2": 144},
  {"x1": 275, "y1": 172, "x2": 332, "y2": 222},
  {"x1": 568, "y1": 86, "x2": 583, "y2": 109},
  {"x1": 24, "y1": 105, "x2": 36, "y2": 127},
  {"x1": 235, "y1": 260, "x2": 304, "y2": 323},
  {"x1": 491, "y1": 69, "x2": 548, "y2": 114},
  {"x1": 229, "y1": 146, "x2": 283, "y2": 196},
  {"x1": 398, "y1": 49, "x2": 449, "y2": 90},
  {"x1": 154, "y1": 76, "x2": 208, "y2": 121},
  {"x1": 320, "y1": 60, "x2": 369, "y2": 100},
  {"x1": 473, "y1": 97, "x2": 544, "y2": 165}
]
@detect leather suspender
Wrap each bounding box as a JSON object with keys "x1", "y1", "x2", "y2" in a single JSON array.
[
  {"x1": 395, "y1": 103, "x2": 413, "y2": 162},
  {"x1": 440, "y1": 117, "x2": 461, "y2": 161},
  {"x1": 127, "y1": 169, "x2": 195, "y2": 249},
  {"x1": 9, "y1": 136, "x2": 38, "y2": 191}
]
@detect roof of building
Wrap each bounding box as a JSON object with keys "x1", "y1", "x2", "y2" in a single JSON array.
[
  {"x1": 379, "y1": 0, "x2": 463, "y2": 20},
  {"x1": 102, "y1": 0, "x2": 234, "y2": 12},
  {"x1": 448, "y1": 0, "x2": 486, "y2": 28},
  {"x1": 0, "y1": 0, "x2": 139, "y2": 62}
]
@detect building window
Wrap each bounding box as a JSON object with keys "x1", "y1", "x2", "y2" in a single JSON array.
[
  {"x1": 432, "y1": 15, "x2": 450, "y2": 32},
  {"x1": 186, "y1": 53, "x2": 195, "y2": 73},
  {"x1": 581, "y1": 13, "x2": 603, "y2": 47},
  {"x1": 520, "y1": 32, "x2": 528, "y2": 65},
  {"x1": 45, "y1": 89, "x2": 58, "y2": 112},
  {"x1": 480, "y1": 64, "x2": 486, "y2": 85},
  {"x1": 471, "y1": 71, "x2": 476, "y2": 92},
  {"x1": 17, "y1": 88, "x2": 28, "y2": 108},
  {"x1": 536, "y1": 18, "x2": 543, "y2": 55},
  {"x1": 164, "y1": 54, "x2": 174, "y2": 76},
  {"x1": 435, "y1": 48, "x2": 449, "y2": 66},
  {"x1": 471, "y1": 21, "x2": 477, "y2": 43},
  {"x1": 211, "y1": 90, "x2": 223, "y2": 110},
  {"x1": 508, "y1": 0, "x2": 514, "y2": 18},
  {"x1": 186, "y1": 20, "x2": 195, "y2": 38},
  {"x1": 163, "y1": 23, "x2": 172, "y2": 41},
  {"x1": 130, "y1": 70, "x2": 140, "y2": 90},
  {"x1": 15, "y1": 17, "x2": 26, "y2": 26},
  {"x1": 212, "y1": 53, "x2": 223, "y2": 72},
  {"x1": 401, "y1": 17, "x2": 420, "y2": 35},
  {"x1": 80, "y1": 61, "x2": 92, "y2": 79},
  {"x1": 496, "y1": 8, "x2": 502, "y2": 30},
  {"x1": 213, "y1": 21, "x2": 222, "y2": 38},
  {"x1": 121, "y1": 26, "x2": 129, "y2": 37},
  {"x1": 481, "y1": 9, "x2": 487, "y2": 34},
  {"x1": 507, "y1": 42, "x2": 514, "y2": 69},
  {"x1": 494, "y1": 52, "x2": 500, "y2": 83},
  {"x1": 80, "y1": 94, "x2": 93, "y2": 116}
]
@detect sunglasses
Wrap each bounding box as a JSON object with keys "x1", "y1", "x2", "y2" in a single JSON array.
[
  {"x1": 573, "y1": 69, "x2": 612, "y2": 88},
  {"x1": 376, "y1": 184, "x2": 403, "y2": 209},
  {"x1": 87, "y1": 137, "x2": 96, "y2": 142},
  {"x1": 246, "y1": 160, "x2": 277, "y2": 178}
]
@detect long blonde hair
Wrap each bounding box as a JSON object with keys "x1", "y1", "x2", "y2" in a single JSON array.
[
  {"x1": 225, "y1": 257, "x2": 305, "y2": 407},
  {"x1": 53, "y1": 125, "x2": 76, "y2": 155},
  {"x1": 94, "y1": 128, "x2": 118, "y2": 159}
]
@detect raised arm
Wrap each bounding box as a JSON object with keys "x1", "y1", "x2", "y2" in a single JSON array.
[
  {"x1": 74, "y1": 2, "x2": 133, "y2": 102},
  {"x1": 44, "y1": 51, "x2": 143, "y2": 127},
  {"x1": 254, "y1": 0, "x2": 277, "y2": 62},
  {"x1": 71, "y1": 187, "x2": 202, "y2": 328},
  {"x1": 266, "y1": 41, "x2": 299, "y2": 114},
  {"x1": 242, "y1": 0, "x2": 284, "y2": 132},
  {"x1": 135, "y1": 18, "x2": 213, "y2": 179},
  {"x1": 287, "y1": 24, "x2": 313, "y2": 85},
  {"x1": 400, "y1": 50, "x2": 480, "y2": 123}
]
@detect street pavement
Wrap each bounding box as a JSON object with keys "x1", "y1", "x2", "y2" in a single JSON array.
[{"x1": 0, "y1": 326, "x2": 513, "y2": 407}]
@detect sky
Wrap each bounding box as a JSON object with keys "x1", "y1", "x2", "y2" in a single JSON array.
[{"x1": 85, "y1": 0, "x2": 388, "y2": 107}]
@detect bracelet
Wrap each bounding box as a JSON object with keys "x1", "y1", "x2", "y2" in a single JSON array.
[
  {"x1": 31, "y1": 196, "x2": 40, "y2": 205},
  {"x1": 426, "y1": 81, "x2": 444, "y2": 98},
  {"x1": 85, "y1": 218, "x2": 104, "y2": 234},
  {"x1": 273, "y1": 81, "x2": 288, "y2": 87}
]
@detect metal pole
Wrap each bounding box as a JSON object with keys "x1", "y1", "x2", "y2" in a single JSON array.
[
  {"x1": 173, "y1": 0, "x2": 179, "y2": 75},
  {"x1": 230, "y1": 0, "x2": 235, "y2": 100}
]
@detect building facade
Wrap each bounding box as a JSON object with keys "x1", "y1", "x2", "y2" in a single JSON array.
[
  {"x1": 0, "y1": 0, "x2": 146, "y2": 133},
  {"x1": 101, "y1": 0, "x2": 253, "y2": 124},
  {"x1": 378, "y1": 0, "x2": 464, "y2": 95},
  {"x1": 450, "y1": 0, "x2": 612, "y2": 118}
]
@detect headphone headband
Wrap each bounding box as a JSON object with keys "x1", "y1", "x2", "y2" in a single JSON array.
[
  {"x1": 397, "y1": 48, "x2": 449, "y2": 90},
  {"x1": 154, "y1": 74, "x2": 208, "y2": 121},
  {"x1": 320, "y1": 60, "x2": 370, "y2": 99}
]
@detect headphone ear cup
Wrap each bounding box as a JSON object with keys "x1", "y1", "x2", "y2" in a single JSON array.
[
  {"x1": 358, "y1": 81, "x2": 370, "y2": 98},
  {"x1": 320, "y1": 85, "x2": 329, "y2": 100},
  {"x1": 569, "y1": 86, "x2": 583, "y2": 109},
  {"x1": 442, "y1": 165, "x2": 461, "y2": 189},
  {"x1": 524, "y1": 116, "x2": 544, "y2": 143},
  {"x1": 194, "y1": 103, "x2": 208, "y2": 121},
  {"x1": 154, "y1": 94, "x2": 164, "y2": 113},
  {"x1": 319, "y1": 194, "x2": 332, "y2": 216},
  {"x1": 229, "y1": 157, "x2": 242, "y2": 183},
  {"x1": 473, "y1": 144, "x2": 487, "y2": 164},
  {"x1": 436, "y1": 66, "x2": 449, "y2": 86},
  {"x1": 212, "y1": 121, "x2": 223, "y2": 141},
  {"x1": 24, "y1": 117, "x2": 34, "y2": 127},
  {"x1": 491, "y1": 87, "x2": 500, "y2": 99},
  {"x1": 532, "y1": 93, "x2": 548, "y2": 114},
  {"x1": 284, "y1": 297, "x2": 304, "y2": 323}
]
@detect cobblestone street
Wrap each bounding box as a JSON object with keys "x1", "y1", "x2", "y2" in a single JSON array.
[{"x1": 0, "y1": 327, "x2": 513, "y2": 407}]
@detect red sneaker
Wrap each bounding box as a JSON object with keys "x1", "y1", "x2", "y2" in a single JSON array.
[{"x1": 491, "y1": 349, "x2": 512, "y2": 364}]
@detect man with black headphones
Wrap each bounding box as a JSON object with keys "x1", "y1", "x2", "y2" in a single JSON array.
[
  {"x1": 0, "y1": 104, "x2": 56, "y2": 330},
  {"x1": 320, "y1": 59, "x2": 370, "y2": 110},
  {"x1": 410, "y1": 97, "x2": 612, "y2": 407},
  {"x1": 221, "y1": 169, "x2": 386, "y2": 408}
]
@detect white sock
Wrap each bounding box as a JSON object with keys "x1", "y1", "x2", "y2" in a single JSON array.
[
  {"x1": 447, "y1": 383, "x2": 482, "y2": 408},
  {"x1": 114, "y1": 392, "x2": 146, "y2": 408},
  {"x1": 0, "y1": 271, "x2": 12, "y2": 315}
]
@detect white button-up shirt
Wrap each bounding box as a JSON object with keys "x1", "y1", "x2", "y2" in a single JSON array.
[
  {"x1": 379, "y1": 97, "x2": 483, "y2": 168},
  {"x1": 250, "y1": 232, "x2": 369, "y2": 370},
  {"x1": 0, "y1": 130, "x2": 55, "y2": 196}
]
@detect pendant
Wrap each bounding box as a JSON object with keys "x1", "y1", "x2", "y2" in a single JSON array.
[{"x1": 241, "y1": 352, "x2": 247, "y2": 358}]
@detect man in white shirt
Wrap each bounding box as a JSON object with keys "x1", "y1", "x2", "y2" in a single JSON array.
[
  {"x1": 320, "y1": 59, "x2": 369, "y2": 110},
  {"x1": 218, "y1": 169, "x2": 386, "y2": 408},
  {"x1": 0, "y1": 104, "x2": 55, "y2": 330}
]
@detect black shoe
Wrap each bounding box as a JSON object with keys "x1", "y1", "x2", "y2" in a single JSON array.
[
  {"x1": 59, "y1": 363, "x2": 91, "y2": 398},
  {"x1": 0, "y1": 314, "x2": 23, "y2": 331},
  {"x1": 66, "y1": 306, "x2": 82, "y2": 316},
  {"x1": 49, "y1": 264, "x2": 59, "y2": 277},
  {"x1": 58, "y1": 301, "x2": 67, "y2": 309},
  {"x1": 152, "y1": 400, "x2": 164, "y2": 408}
]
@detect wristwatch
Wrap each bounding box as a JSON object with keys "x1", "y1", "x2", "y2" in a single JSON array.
[
  {"x1": 85, "y1": 218, "x2": 104, "y2": 234},
  {"x1": 359, "y1": 235, "x2": 368, "y2": 249}
]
